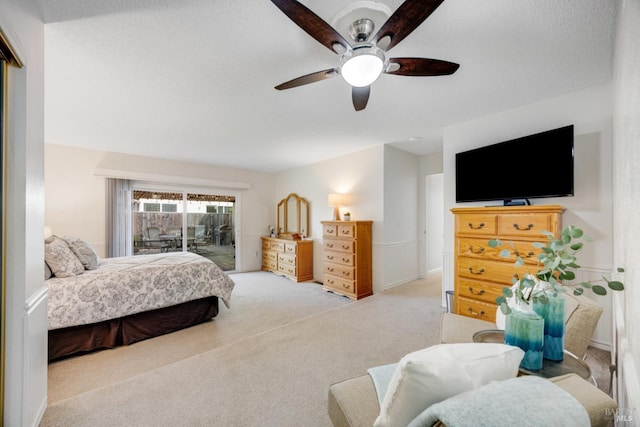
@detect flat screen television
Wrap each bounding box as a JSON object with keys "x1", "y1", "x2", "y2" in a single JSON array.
[{"x1": 455, "y1": 125, "x2": 574, "y2": 204}]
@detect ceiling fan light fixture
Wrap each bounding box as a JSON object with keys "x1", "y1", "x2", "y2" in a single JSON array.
[{"x1": 340, "y1": 45, "x2": 386, "y2": 87}]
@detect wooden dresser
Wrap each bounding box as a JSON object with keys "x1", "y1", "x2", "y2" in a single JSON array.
[
  {"x1": 261, "y1": 237, "x2": 313, "y2": 282},
  {"x1": 451, "y1": 205, "x2": 564, "y2": 323},
  {"x1": 320, "y1": 220, "x2": 373, "y2": 300}
]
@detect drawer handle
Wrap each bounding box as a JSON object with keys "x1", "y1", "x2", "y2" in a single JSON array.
[
  {"x1": 467, "y1": 308, "x2": 485, "y2": 317},
  {"x1": 513, "y1": 250, "x2": 535, "y2": 258},
  {"x1": 468, "y1": 267, "x2": 485, "y2": 275},
  {"x1": 468, "y1": 287, "x2": 485, "y2": 295},
  {"x1": 327, "y1": 229, "x2": 335, "y2": 234},
  {"x1": 327, "y1": 267, "x2": 334, "y2": 272},
  {"x1": 342, "y1": 271, "x2": 351, "y2": 277},
  {"x1": 327, "y1": 256, "x2": 334, "y2": 260},
  {"x1": 327, "y1": 279, "x2": 335, "y2": 284},
  {"x1": 341, "y1": 230, "x2": 351, "y2": 235},
  {"x1": 469, "y1": 245, "x2": 485, "y2": 254},
  {"x1": 327, "y1": 243, "x2": 334, "y2": 248},
  {"x1": 342, "y1": 245, "x2": 350, "y2": 250},
  {"x1": 342, "y1": 284, "x2": 350, "y2": 290},
  {"x1": 468, "y1": 222, "x2": 484, "y2": 230},
  {"x1": 513, "y1": 223, "x2": 534, "y2": 231},
  {"x1": 342, "y1": 258, "x2": 350, "y2": 263}
]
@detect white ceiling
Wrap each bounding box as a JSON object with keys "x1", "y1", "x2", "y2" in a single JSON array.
[{"x1": 38, "y1": 0, "x2": 616, "y2": 173}]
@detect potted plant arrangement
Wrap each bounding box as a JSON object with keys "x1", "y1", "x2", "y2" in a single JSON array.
[
  {"x1": 343, "y1": 212, "x2": 351, "y2": 221},
  {"x1": 488, "y1": 225, "x2": 624, "y2": 368}
]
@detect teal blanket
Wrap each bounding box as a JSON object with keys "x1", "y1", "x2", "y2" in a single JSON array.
[{"x1": 407, "y1": 375, "x2": 589, "y2": 427}]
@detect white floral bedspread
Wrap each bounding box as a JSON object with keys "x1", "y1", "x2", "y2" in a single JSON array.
[{"x1": 47, "y1": 252, "x2": 235, "y2": 330}]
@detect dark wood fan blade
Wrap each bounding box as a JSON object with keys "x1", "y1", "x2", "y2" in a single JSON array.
[
  {"x1": 352, "y1": 86, "x2": 370, "y2": 111},
  {"x1": 371, "y1": 0, "x2": 445, "y2": 51},
  {"x1": 275, "y1": 69, "x2": 338, "y2": 90},
  {"x1": 271, "y1": 0, "x2": 351, "y2": 53},
  {"x1": 385, "y1": 58, "x2": 459, "y2": 76}
]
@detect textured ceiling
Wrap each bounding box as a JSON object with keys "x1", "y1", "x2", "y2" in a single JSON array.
[{"x1": 38, "y1": 0, "x2": 616, "y2": 173}]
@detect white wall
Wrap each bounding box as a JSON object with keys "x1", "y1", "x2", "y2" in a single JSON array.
[
  {"x1": 418, "y1": 153, "x2": 444, "y2": 278},
  {"x1": 442, "y1": 83, "x2": 616, "y2": 348},
  {"x1": 44, "y1": 145, "x2": 276, "y2": 272},
  {"x1": 612, "y1": 0, "x2": 640, "y2": 415},
  {"x1": 0, "y1": 0, "x2": 48, "y2": 425}
]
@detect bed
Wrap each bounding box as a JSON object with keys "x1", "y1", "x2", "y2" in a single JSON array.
[{"x1": 45, "y1": 238, "x2": 235, "y2": 361}]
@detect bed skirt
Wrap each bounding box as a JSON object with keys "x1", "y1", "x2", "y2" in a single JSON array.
[{"x1": 48, "y1": 296, "x2": 219, "y2": 361}]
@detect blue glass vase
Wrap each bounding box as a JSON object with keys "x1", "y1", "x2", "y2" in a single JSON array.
[
  {"x1": 504, "y1": 305, "x2": 544, "y2": 370},
  {"x1": 534, "y1": 293, "x2": 566, "y2": 361}
]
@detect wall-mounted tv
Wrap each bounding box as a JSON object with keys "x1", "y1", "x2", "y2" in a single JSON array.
[{"x1": 455, "y1": 125, "x2": 574, "y2": 204}]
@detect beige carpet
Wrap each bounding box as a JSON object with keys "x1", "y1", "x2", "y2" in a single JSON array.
[
  {"x1": 42, "y1": 270, "x2": 611, "y2": 426},
  {"x1": 43, "y1": 271, "x2": 444, "y2": 426}
]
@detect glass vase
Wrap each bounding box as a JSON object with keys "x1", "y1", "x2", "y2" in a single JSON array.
[
  {"x1": 534, "y1": 293, "x2": 565, "y2": 361},
  {"x1": 504, "y1": 304, "x2": 544, "y2": 370}
]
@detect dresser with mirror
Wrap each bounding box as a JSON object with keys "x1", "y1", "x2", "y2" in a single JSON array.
[{"x1": 261, "y1": 193, "x2": 313, "y2": 282}]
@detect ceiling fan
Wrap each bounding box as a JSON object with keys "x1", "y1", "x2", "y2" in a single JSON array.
[{"x1": 271, "y1": 0, "x2": 460, "y2": 111}]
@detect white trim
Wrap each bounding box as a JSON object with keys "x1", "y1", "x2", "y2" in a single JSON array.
[
  {"x1": 94, "y1": 168, "x2": 251, "y2": 190},
  {"x1": 24, "y1": 286, "x2": 47, "y2": 314}
]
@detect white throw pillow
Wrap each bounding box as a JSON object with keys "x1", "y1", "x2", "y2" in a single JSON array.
[
  {"x1": 64, "y1": 236, "x2": 100, "y2": 270},
  {"x1": 44, "y1": 236, "x2": 85, "y2": 278},
  {"x1": 373, "y1": 343, "x2": 524, "y2": 427}
]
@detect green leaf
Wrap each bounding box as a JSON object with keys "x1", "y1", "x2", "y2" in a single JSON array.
[
  {"x1": 502, "y1": 288, "x2": 513, "y2": 298},
  {"x1": 496, "y1": 296, "x2": 507, "y2": 305},
  {"x1": 560, "y1": 271, "x2": 576, "y2": 281},
  {"x1": 499, "y1": 249, "x2": 511, "y2": 258},
  {"x1": 514, "y1": 257, "x2": 524, "y2": 267},
  {"x1": 607, "y1": 281, "x2": 624, "y2": 291},
  {"x1": 570, "y1": 242, "x2": 583, "y2": 251},
  {"x1": 488, "y1": 239, "x2": 500, "y2": 248},
  {"x1": 617, "y1": 267, "x2": 625, "y2": 273},
  {"x1": 573, "y1": 287, "x2": 584, "y2": 296},
  {"x1": 592, "y1": 285, "x2": 607, "y2": 296},
  {"x1": 579, "y1": 281, "x2": 592, "y2": 289},
  {"x1": 499, "y1": 302, "x2": 512, "y2": 315}
]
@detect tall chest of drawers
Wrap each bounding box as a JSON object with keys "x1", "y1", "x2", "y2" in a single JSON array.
[
  {"x1": 320, "y1": 220, "x2": 373, "y2": 300},
  {"x1": 451, "y1": 205, "x2": 564, "y2": 323},
  {"x1": 261, "y1": 237, "x2": 313, "y2": 282}
]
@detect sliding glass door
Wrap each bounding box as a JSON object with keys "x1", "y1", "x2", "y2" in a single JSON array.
[{"x1": 132, "y1": 189, "x2": 236, "y2": 271}]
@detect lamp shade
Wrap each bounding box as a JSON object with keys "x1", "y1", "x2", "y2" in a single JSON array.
[{"x1": 328, "y1": 193, "x2": 347, "y2": 207}]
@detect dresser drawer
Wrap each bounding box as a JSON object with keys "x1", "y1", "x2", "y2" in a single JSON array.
[
  {"x1": 284, "y1": 242, "x2": 298, "y2": 254},
  {"x1": 323, "y1": 251, "x2": 355, "y2": 267},
  {"x1": 277, "y1": 263, "x2": 297, "y2": 276},
  {"x1": 337, "y1": 223, "x2": 356, "y2": 238},
  {"x1": 456, "y1": 213, "x2": 498, "y2": 236},
  {"x1": 323, "y1": 275, "x2": 355, "y2": 295},
  {"x1": 457, "y1": 237, "x2": 539, "y2": 265},
  {"x1": 262, "y1": 239, "x2": 271, "y2": 250},
  {"x1": 323, "y1": 224, "x2": 338, "y2": 237},
  {"x1": 323, "y1": 262, "x2": 355, "y2": 281},
  {"x1": 278, "y1": 253, "x2": 296, "y2": 265},
  {"x1": 262, "y1": 258, "x2": 277, "y2": 270},
  {"x1": 263, "y1": 251, "x2": 277, "y2": 261},
  {"x1": 270, "y1": 241, "x2": 285, "y2": 252},
  {"x1": 458, "y1": 278, "x2": 508, "y2": 304},
  {"x1": 457, "y1": 296, "x2": 497, "y2": 323},
  {"x1": 498, "y1": 213, "x2": 553, "y2": 239},
  {"x1": 457, "y1": 257, "x2": 529, "y2": 285},
  {"x1": 323, "y1": 239, "x2": 354, "y2": 253}
]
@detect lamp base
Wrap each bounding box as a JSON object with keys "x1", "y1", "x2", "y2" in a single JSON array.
[{"x1": 332, "y1": 206, "x2": 341, "y2": 221}]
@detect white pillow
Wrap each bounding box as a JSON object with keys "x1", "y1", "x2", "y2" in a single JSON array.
[
  {"x1": 64, "y1": 236, "x2": 100, "y2": 270},
  {"x1": 373, "y1": 343, "x2": 524, "y2": 427},
  {"x1": 44, "y1": 236, "x2": 85, "y2": 278}
]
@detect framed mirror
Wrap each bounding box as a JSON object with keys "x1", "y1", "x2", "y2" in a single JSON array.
[{"x1": 277, "y1": 193, "x2": 309, "y2": 239}]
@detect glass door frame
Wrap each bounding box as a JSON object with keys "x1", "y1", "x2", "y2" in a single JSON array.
[{"x1": 131, "y1": 182, "x2": 241, "y2": 271}]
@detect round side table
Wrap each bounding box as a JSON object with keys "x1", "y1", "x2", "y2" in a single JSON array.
[{"x1": 472, "y1": 329, "x2": 593, "y2": 382}]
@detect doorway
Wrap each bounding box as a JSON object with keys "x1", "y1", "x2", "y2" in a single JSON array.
[{"x1": 425, "y1": 173, "x2": 444, "y2": 273}]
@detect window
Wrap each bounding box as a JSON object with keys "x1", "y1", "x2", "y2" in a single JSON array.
[{"x1": 132, "y1": 189, "x2": 236, "y2": 271}]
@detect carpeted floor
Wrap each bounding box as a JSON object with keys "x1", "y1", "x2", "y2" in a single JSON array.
[{"x1": 42, "y1": 271, "x2": 612, "y2": 426}]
